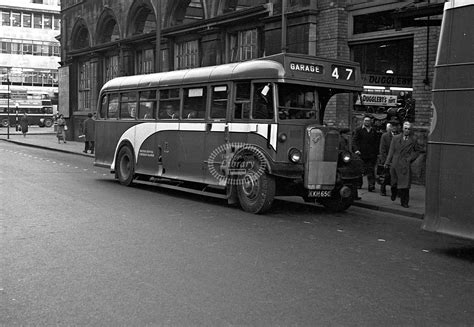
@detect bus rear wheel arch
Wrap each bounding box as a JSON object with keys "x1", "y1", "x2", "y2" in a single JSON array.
[{"x1": 116, "y1": 145, "x2": 135, "y2": 186}]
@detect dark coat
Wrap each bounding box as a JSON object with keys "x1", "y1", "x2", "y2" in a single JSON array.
[
  {"x1": 19, "y1": 116, "x2": 29, "y2": 133},
  {"x1": 385, "y1": 134, "x2": 420, "y2": 189},
  {"x1": 353, "y1": 126, "x2": 379, "y2": 161},
  {"x1": 378, "y1": 132, "x2": 393, "y2": 164},
  {"x1": 83, "y1": 117, "x2": 95, "y2": 141}
]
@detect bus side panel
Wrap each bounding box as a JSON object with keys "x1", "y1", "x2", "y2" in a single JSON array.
[
  {"x1": 94, "y1": 120, "x2": 137, "y2": 169},
  {"x1": 424, "y1": 3, "x2": 474, "y2": 239}
]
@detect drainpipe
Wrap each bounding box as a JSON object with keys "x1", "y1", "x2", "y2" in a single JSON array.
[
  {"x1": 281, "y1": 0, "x2": 287, "y2": 53},
  {"x1": 155, "y1": 0, "x2": 162, "y2": 72}
]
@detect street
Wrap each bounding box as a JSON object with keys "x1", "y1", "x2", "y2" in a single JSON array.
[{"x1": 1, "y1": 141, "x2": 473, "y2": 326}]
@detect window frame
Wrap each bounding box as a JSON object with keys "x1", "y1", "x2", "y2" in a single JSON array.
[
  {"x1": 158, "y1": 88, "x2": 181, "y2": 120},
  {"x1": 209, "y1": 84, "x2": 229, "y2": 120}
]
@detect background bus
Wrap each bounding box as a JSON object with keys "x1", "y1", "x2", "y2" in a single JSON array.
[
  {"x1": 422, "y1": 0, "x2": 474, "y2": 240},
  {"x1": 0, "y1": 90, "x2": 55, "y2": 127}
]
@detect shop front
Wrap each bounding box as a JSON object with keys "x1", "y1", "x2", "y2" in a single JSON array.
[{"x1": 351, "y1": 38, "x2": 414, "y2": 135}]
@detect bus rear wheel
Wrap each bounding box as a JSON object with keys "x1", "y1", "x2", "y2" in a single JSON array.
[
  {"x1": 43, "y1": 118, "x2": 53, "y2": 128},
  {"x1": 116, "y1": 146, "x2": 135, "y2": 186},
  {"x1": 1, "y1": 119, "x2": 9, "y2": 127},
  {"x1": 237, "y1": 170, "x2": 275, "y2": 214}
]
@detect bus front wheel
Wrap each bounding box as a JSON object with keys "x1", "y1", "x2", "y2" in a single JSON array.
[
  {"x1": 1, "y1": 119, "x2": 9, "y2": 127},
  {"x1": 237, "y1": 171, "x2": 275, "y2": 214},
  {"x1": 116, "y1": 146, "x2": 135, "y2": 186}
]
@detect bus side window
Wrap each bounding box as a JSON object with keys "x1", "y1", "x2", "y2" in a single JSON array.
[
  {"x1": 108, "y1": 94, "x2": 119, "y2": 119},
  {"x1": 100, "y1": 95, "x2": 108, "y2": 119},
  {"x1": 183, "y1": 87, "x2": 206, "y2": 119},
  {"x1": 158, "y1": 89, "x2": 180, "y2": 119},
  {"x1": 138, "y1": 90, "x2": 156, "y2": 120},
  {"x1": 210, "y1": 85, "x2": 228, "y2": 119},
  {"x1": 233, "y1": 82, "x2": 250, "y2": 120},
  {"x1": 252, "y1": 83, "x2": 274, "y2": 119},
  {"x1": 120, "y1": 92, "x2": 137, "y2": 119}
]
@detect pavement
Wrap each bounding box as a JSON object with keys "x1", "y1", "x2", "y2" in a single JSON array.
[{"x1": 0, "y1": 127, "x2": 425, "y2": 219}]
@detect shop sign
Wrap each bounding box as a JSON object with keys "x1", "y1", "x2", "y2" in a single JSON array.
[
  {"x1": 357, "y1": 94, "x2": 398, "y2": 106},
  {"x1": 362, "y1": 74, "x2": 412, "y2": 87}
]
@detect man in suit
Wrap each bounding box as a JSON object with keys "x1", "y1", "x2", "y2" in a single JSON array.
[
  {"x1": 378, "y1": 119, "x2": 399, "y2": 196},
  {"x1": 353, "y1": 115, "x2": 379, "y2": 192},
  {"x1": 384, "y1": 121, "x2": 421, "y2": 208},
  {"x1": 83, "y1": 112, "x2": 95, "y2": 154}
]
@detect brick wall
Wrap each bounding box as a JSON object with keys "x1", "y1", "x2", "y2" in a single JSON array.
[{"x1": 317, "y1": 2, "x2": 352, "y2": 128}]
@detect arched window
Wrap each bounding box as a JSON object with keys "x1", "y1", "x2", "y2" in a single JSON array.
[
  {"x1": 130, "y1": 6, "x2": 156, "y2": 35},
  {"x1": 71, "y1": 22, "x2": 90, "y2": 50},
  {"x1": 224, "y1": 0, "x2": 266, "y2": 13},
  {"x1": 96, "y1": 11, "x2": 120, "y2": 44},
  {"x1": 170, "y1": 0, "x2": 205, "y2": 26}
]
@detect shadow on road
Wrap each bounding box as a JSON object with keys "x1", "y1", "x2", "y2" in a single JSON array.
[
  {"x1": 93, "y1": 177, "x2": 334, "y2": 220},
  {"x1": 431, "y1": 246, "x2": 474, "y2": 263}
]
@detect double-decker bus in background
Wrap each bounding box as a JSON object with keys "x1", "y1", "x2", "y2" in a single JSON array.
[
  {"x1": 95, "y1": 53, "x2": 363, "y2": 213},
  {"x1": 423, "y1": 0, "x2": 474, "y2": 239},
  {"x1": 0, "y1": 89, "x2": 55, "y2": 128}
]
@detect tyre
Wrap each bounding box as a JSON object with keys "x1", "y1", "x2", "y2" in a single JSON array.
[
  {"x1": 116, "y1": 146, "x2": 135, "y2": 186},
  {"x1": 236, "y1": 153, "x2": 275, "y2": 214},
  {"x1": 319, "y1": 195, "x2": 352, "y2": 212},
  {"x1": 43, "y1": 118, "x2": 53, "y2": 128},
  {"x1": 1, "y1": 119, "x2": 9, "y2": 127}
]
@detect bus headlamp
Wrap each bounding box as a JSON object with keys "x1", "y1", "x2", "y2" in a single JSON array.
[
  {"x1": 289, "y1": 148, "x2": 302, "y2": 163},
  {"x1": 341, "y1": 152, "x2": 351, "y2": 163}
]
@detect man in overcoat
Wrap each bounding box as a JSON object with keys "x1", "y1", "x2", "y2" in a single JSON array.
[
  {"x1": 353, "y1": 115, "x2": 379, "y2": 192},
  {"x1": 384, "y1": 121, "x2": 421, "y2": 208},
  {"x1": 83, "y1": 112, "x2": 95, "y2": 154},
  {"x1": 378, "y1": 119, "x2": 399, "y2": 196}
]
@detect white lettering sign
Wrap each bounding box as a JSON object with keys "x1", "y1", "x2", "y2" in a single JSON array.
[
  {"x1": 289, "y1": 62, "x2": 323, "y2": 74},
  {"x1": 357, "y1": 94, "x2": 398, "y2": 107}
]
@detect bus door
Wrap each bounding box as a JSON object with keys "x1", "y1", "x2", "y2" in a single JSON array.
[
  {"x1": 203, "y1": 84, "x2": 231, "y2": 185},
  {"x1": 177, "y1": 86, "x2": 208, "y2": 183}
]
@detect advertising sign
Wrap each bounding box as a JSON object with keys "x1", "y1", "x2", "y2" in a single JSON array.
[{"x1": 356, "y1": 94, "x2": 398, "y2": 107}]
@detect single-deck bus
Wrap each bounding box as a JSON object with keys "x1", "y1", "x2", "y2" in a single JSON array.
[
  {"x1": 422, "y1": 0, "x2": 474, "y2": 239},
  {"x1": 95, "y1": 53, "x2": 363, "y2": 213}
]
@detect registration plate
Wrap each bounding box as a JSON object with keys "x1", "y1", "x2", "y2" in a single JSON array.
[{"x1": 308, "y1": 190, "x2": 332, "y2": 198}]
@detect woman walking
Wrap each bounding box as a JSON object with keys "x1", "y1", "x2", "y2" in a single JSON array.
[
  {"x1": 19, "y1": 112, "x2": 29, "y2": 137},
  {"x1": 56, "y1": 114, "x2": 67, "y2": 143}
]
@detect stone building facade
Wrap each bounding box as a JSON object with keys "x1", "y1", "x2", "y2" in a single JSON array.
[
  {"x1": 59, "y1": 0, "x2": 444, "y2": 155},
  {"x1": 0, "y1": 0, "x2": 61, "y2": 114}
]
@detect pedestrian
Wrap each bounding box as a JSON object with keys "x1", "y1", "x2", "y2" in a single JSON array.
[
  {"x1": 56, "y1": 114, "x2": 67, "y2": 144},
  {"x1": 384, "y1": 121, "x2": 421, "y2": 208},
  {"x1": 19, "y1": 112, "x2": 29, "y2": 137},
  {"x1": 378, "y1": 119, "x2": 399, "y2": 196},
  {"x1": 353, "y1": 115, "x2": 379, "y2": 192},
  {"x1": 82, "y1": 112, "x2": 95, "y2": 154}
]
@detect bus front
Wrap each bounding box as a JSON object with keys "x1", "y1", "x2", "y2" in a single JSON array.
[{"x1": 270, "y1": 54, "x2": 363, "y2": 211}]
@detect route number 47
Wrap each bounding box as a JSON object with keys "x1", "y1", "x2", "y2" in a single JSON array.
[{"x1": 331, "y1": 65, "x2": 355, "y2": 81}]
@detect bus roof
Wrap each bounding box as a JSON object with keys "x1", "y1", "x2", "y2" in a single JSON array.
[
  {"x1": 444, "y1": 0, "x2": 474, "y2": 10},
  {"x1": 101, "y1": 53, "x2": 363, "y2": 94}
]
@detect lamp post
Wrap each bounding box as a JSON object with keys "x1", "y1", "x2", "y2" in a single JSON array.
[
  {"x1": 6, "y1": 70, "x2": 10, "y2": 139},
  {"x1": 15, "y1": 103, "x2": 19, "y2": 131}
]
